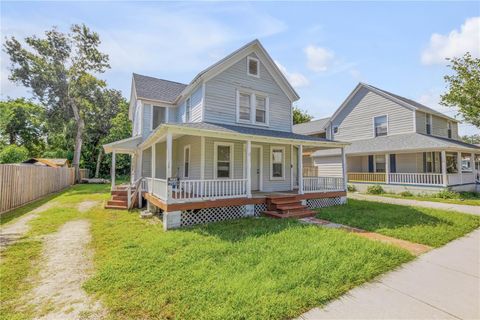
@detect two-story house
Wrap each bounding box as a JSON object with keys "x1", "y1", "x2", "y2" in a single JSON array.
[
  {"x1": 103, "y1": 40, "x2": 348, "y2": 229},
  {"x1": 294, "y1": 83, "x2": 480, "y2": 194}
]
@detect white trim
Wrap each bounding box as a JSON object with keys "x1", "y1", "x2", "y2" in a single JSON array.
[
  {"x1": 373, "y1": 114, "x2": 389, "y2": 137},
  {"x1": 270, "y1": 146, "x2": 286, "y2": 180},
  {"x1": 201, "y1": 82, "x2": 206, "y2": 122},
  {"x1": 247, "y1": 56, "x2": 260, "y2": 78},
  {"x1": 150, "y1": 105, "x2": 154, "y2": 132},
  {"x1": 185, "y1": 97, "x2": 191, "y2": 123},
  {"x1": 413, "y1": 110, "x2": 417, "y2": 132},
  {"x1": 290, "y1": 144, "x2": 294, "y2": 190},
  {"x1": 183, "y1": 145, "x2": 191, "y2": 178},
  {"x1": 213, "y1": 142, "x2": 235, "y2": 179},
  {"x1": 200, "y1": 136, "x2": 205, "y2": 179},
  {"x1": 251, "y1": 144, "x2": 263, "y2": 191},
  {"x1": 235, "y1": 88, "x2": 270, "y2": 127}
]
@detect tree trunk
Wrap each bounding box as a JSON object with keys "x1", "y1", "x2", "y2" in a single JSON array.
[
  {"x1": 71, "y1": 103, "x2": 84, "y2": 183},
  {"x1": 95, "y1": 147, "x2": 103, "y2": 178},
  {"x1": 9, "y1": 133, "x2": 16, "y2": 145}
]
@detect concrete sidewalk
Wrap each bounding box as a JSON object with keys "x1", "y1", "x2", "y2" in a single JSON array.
[
  {"x1": 299, "y1": 229, "x2": 480, "y2": 319},
  {"x1": 349, "y1": 193, "x2": 480, "y2": 216}
]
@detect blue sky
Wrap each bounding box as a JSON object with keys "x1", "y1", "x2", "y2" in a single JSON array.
[{"x1": 1, "y1": 1, "x2": 479, "y2": 135}]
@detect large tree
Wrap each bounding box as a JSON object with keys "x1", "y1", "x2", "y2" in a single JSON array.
[
  {"x1": 292, "y1": 106, "x2": 313, "y2": 125},
  {"x1": 4, "y1": 24, "x2": 110, "y2": 181},
  {"x1": 441, "y1": 52, "x2": 480, "y2": 128}
]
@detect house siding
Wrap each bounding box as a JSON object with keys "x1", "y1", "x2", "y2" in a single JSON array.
[
  {"x1": 314, "y1": 156, "x2": 343, "y2": 177},
  {"x1": 142, "y1": 104, "x2": 153, "y2": 139},
  {"x1": 204, "y1": 53, "x2": 292, "y2": 132},
  {"x1": 173, "y1": 136, "x2": 202, "y2": 179},
  {"x1": 416, "y1": 111, "x2": 460, "y2": 140},
  {"x1": 177, "y1": 85, "x2": 203, "y2": 123},
  {"x1": 331, "y1": 87, "x2": 414, "y2": 141},
  {"x1": 142, "y1": 147, "x2": 152, "y2": 177}
]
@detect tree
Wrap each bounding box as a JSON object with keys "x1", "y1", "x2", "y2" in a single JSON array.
[
  {"x1": 4, "y1": 24, "x2": 110, "y2": 182},
  {"x1": 0, "y1": 145, "x2": 29, "y2": 164},
  {"x1": 292, "y1": 106, "x2": 313, "y2": 125},
  {"x1": 461, "y1": 134, "x2": 480, "y2": 145},
  {"x1": 0, "y1": 98, "x2": 46, "y2": 156},
  {"x1": 441, "y1": 52, "x2": 480, "y2": 128}
]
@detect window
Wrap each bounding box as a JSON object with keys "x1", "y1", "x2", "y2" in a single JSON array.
[
  {"x1": 423, "y1": 152, "x2": 441, "y2": 173},
  {"x1": 375, "y1": 155, "x2": 386, "y2": 173},
  {"x1": 270, "y1": 147, "x2": 285, "y2": 179},
  {"x1": 214, "y1": 143, "x2": 233, "y2": 178},
  {"x1": 446, "y1": 152, "x2": 458, "y2": 173},
  {"x1": 152, "y1": 106, "x2": 166, "y2": 130},
  {"x1": 426, "y1": 114, "x2": 432, "y2": 135},
  {"x1": 447, "y1": 122, "x2": 452, "y2": 138},
  {"x1": 183, "y1": 145, "x2": 190, "y2": 178},
  {"x1": 389, "y1": 154, "x2": 397, "y2": 173},
  {"x1": 333, "y1": 126, "x2": 339, "y2": 134},
  {"x1": 255, "y1": 96, "x2": 266, "y2": 123},
  {"x1": 239, "y1": 93, "x2": 251, "y2": 121},
  {"x1": 247, "y1": 56, "x2": 259, "y2": 77},
  {"x1": 461, "y1": 153, "x2": 472, "y2": 172},
  {"x1": 185, "y1": 98, "x2": 191, "y2": 122},
  {"x1": 374, "y1": 115, "x2": 388, "y2": 137}
]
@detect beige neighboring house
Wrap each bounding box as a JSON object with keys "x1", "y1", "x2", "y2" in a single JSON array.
[{"x1": 294, "y1": 83, "x2": 480, "y2": 194}]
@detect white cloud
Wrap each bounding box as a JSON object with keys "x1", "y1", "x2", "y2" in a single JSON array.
[
  {"x1": 274, "y1": 61, "x2": 309, "y2": 88},
  {"x1": 304, "y1": 45, "x2": 335, "y2": 72},
  {"x1": 421, "y1": 17, "x2": 480, "y2": 65}
]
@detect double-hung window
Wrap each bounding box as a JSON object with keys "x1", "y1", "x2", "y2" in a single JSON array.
[
  {"x1": 255, "y1": 95, "x2": 266, "y2": 124},
  {"x1": 374, "y1": 155, "x2": 386, "y2": 172},
  {"x1": 185, "y1": 98, "x2": 191, "y2": 122},
  {"x1": 270, "y1": 146, "x2": 285, "y2": 180},
  {"x1": 239, "y1": 93, "x2": 251, "y2": 121},
  {"x1": 374, "y1": 115, "x2": 388, "y2": 137},
  {"x1": 215, "y1": 143, "x2": 233, "y2": 178},
  {"x1": 426, "y1": 114, "x2": 432, "y2": 135},
  {"x1": 447, "y1": 122, "x2": 452, "y2": 138},
  {"x1": 237, "y1": 90, "x2": 268, "y2": 125},
  {"x1": 183, "y1": 145, "x2": 190, "y2": 178}
]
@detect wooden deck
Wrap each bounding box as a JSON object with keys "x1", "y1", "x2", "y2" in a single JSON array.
[{"x1": 144, "y1": 190, "x2": 346, "y2": 212}]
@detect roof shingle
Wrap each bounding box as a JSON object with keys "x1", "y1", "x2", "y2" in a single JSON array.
[{"x1": 133, "y1": 73, "x2": 187, "y2": 103}]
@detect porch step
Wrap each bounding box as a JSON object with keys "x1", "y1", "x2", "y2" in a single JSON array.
[
  {"x1": 111, "y1": 190, "x2": 128, "y2": 196},
  {"x1": 105, "y1": 204, "x2": 128, "y2": 210},
  {"x1": 107, "y1": 199, "x2": 128, "y2": 207},
  {"x1": 274, "y1": 203, "x2": 307, "y2": 212},
  {"x1": 112, "y1": 195, "x2": 128, "y2": 201},
  {"x1": 263, "y1": 209, "x2": 315, "y2": 219},
  {"x1": 263, "y1": 195, "x2": 314, "y2": 219}
]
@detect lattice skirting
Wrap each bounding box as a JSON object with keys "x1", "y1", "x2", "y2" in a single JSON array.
[
  {"x1": 306, "y1": 196, "x2": 346, "y2": 209},
  {"x1": 254, "y1": 203, "x2": 267, "y2": 216},
  {"x1": 181, "y1": 205, "x2": 247, "y2": 227}
]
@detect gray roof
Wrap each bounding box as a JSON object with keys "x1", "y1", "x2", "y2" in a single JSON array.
[
  {"x1": 341, "y1": 133, "x2": 480, "y2": 155},
  {"x1": 363, "y1": 83, "x2": 458, "y2": 122},
  {"x1": 293, "y1": 117, "x2": 330, "y2": 135},
  {"x1": 171, "y1": 122, "x2": 336, "y2": 142},
  {"x1": 133, "y1": 73, "x2": 187, "y2": 103}
]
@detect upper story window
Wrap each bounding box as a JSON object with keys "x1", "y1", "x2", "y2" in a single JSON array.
[
  {"x1": 236, "y1": 90, "x2": 269, "y2": 126},
  {"x1": 247, "y1": 56, "x2": 259, "y2": 77},
  {"x1": 374, "y1": 115, "x2": 388, "y2": 137},
  {"x1": 426, "y1": 114, "x2": 432, "y2": 135},
  {"x1": 185, "y1": 98, "x2": 191, "y2": 122},
  {"x1": 333, "y1": 126, "x2": 339, "y2": 134},
  {"x1": 152, "y1": 106, "x2": 166, "y2": 130},
  {"x1": 447, "y1": 122, "x2": 452, "y2": 138}
]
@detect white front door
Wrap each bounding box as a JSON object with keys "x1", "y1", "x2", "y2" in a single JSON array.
[{"x1": 251, "y1": 147, "x2": 260, "y2": 191}]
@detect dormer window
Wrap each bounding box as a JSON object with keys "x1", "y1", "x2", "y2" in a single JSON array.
[
  {"x1": 447, "y1": 122, "x2": 452, "y2": 138},
  {"x1": 426, "y1": 114, "x2": 432, "y2": 135},
  {"x1": 247, "y1": 56, "x2": 259, "y2": 77},
  {"x1": 374, "y1": 115, "x2": 388, "y2": 137}
]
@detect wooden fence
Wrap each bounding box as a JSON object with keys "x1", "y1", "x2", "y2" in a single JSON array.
[{"x1": 0, "y1": 164, "x2": 75, "y2": 214}]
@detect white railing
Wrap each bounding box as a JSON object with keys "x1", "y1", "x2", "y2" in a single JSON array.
[
  {"x1": 151, "y1": 178, "x2": 168, "y2": 200},
  {"x1": 389, "y1": 173, "x2": 443, "y2": 186},
  {"x1": 173, "y1": 179, "x2": 247, "y2": 202},
  {"x1": 303, "y1": 177, "x2": 345, "y2": 193}
]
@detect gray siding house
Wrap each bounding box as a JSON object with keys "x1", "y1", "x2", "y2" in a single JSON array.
[
  {"x1": 104, "y1": 40, "x2": 348, "y2": 229},
  {"x1": 294, "y1": 83, "x2": 480, "y2": 194}
]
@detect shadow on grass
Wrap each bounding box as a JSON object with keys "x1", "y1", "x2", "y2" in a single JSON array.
[{"x1": 184, "y1": 216, "x2": 309, "y2": 242}]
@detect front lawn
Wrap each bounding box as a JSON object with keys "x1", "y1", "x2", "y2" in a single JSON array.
[
  {"x1": 378, "y1": 192, "x2": 480, "y2": 206},
  {"x1": 317, "y1": 199, "x2": 480, "y2": 247}
]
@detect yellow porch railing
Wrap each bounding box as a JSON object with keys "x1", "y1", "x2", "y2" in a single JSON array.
[{"x1": 347, "y1": 172, "x2": 386, "y2": 183}]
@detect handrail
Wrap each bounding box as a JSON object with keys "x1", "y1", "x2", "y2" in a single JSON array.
[{"x1": 128, "y1": 177, "x2": 143, "y2": 210}]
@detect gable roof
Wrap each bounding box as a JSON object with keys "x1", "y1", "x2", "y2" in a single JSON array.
[
  {"x1": 292, "y1": 117, "x2": 330, "y2": 135},
  {"x1": 330, "y1": 83, "x2": 458, "y2": 123},
  {"x1": 132, "y1": 73, "x2": 187, "y2": 103}
]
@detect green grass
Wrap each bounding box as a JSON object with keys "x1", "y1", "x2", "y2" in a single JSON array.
[
  {"x1": 378, "y1": 192, "x2": 480, "y2": 206},
  {"x1": 1, "y1": 184, "x2": 415, "y2": 320},
  {"x1": 317, "y1": 199, "x2": 480, "y2": 247}
]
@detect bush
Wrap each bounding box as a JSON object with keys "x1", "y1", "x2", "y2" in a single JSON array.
[
  {"x1": 0, "y1": 145, "x2": 29, "y2": 163},
  {"x1": 435, "y1": 189, "x2": 460, "y2": 199},
  {"x1": 367, "y1": 185, "x2": 384, "y2": 195},
  {"x1": 347, "y1": 184, "x2": 356, "y2": 192},
  {"x1": 399, "y1": 191, "x2": 413, "y2": 197}
]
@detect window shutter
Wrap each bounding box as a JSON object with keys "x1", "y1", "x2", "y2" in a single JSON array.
[
  {"x1": 368, "y1": 155, "x2": 374, "y2": 173},
  {"x1": 390, "y1": 154, "x2": 396, "y2": 173}
]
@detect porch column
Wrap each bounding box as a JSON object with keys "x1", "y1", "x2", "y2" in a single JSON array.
[
  {"x1": 298, "y1": 144, "x2": 304, "y2": 194},
  {"x1": 471, "y1": 153, "x2": 476, "y2": 182},
  {"x1": 441, "y1": 150, "x2": 447, "y2": 186},
  {"x1": 385, "y1": 153, "x2": 390, "y2": 184},
  {"x1": 341, "y1": 147, "x2": 347, "y2": 191},
  {"x1": 246, "y1": 140, "x2": 252, "y2": 198},
  {"x1": 152, "y1": 143, "x2": 156, "y2": 179},
  {"x1": 166, "y1": 132, "x2": 173, "y2": 178},
  {"x1": 457, "y1": 151, "x2": 462, "y2": 184},
  {"x1": 111, "y1": 151, "x2": 116, "y2": 190}
]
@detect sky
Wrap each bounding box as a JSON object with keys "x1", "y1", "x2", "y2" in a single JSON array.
[{"x1": 1, "y1": 1, "x2": 479, "y2": 135}]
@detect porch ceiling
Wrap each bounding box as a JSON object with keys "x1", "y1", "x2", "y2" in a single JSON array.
[{"x1": 103, "y1": 136, "x2": 142, "y2": 154}]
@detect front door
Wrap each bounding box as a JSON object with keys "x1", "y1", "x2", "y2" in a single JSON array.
[{"x1": 251, "y1": 147, "x2": 260, "y2": 191}]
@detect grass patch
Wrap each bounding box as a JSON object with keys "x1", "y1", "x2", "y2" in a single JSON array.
[
  {"x1": 85, "y1": 210, "x2": 413, "y2": 320},
  {"x1": 379, "y1": 192, "x2": 480, "y2": 206},
  {"x1": 317, "y1": 199, "x2": 480, "y2": 247}
]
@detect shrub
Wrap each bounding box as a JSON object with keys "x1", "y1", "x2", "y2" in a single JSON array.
[
  {"x1": 0, "y1": 145, "x2": 29, "y2": 164},
  {"x1": 367, "y1": 185, "x2": 384, "y2": 195},
  {"x1": 435, "y1": 189, "x2": 460, "y2": 199},
  {"x1": 347, "y1": 184, "x2": 356, "y2": 192},
  {"x1": 399, "y1": 191, "x2": 413, "y2": 197}
]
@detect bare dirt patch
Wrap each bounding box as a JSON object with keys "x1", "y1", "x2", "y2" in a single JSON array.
[
  {"x1": 77, "y1": 201, "x2": 100, "y2": 213},
  {"x1": 29, "y1": 220, "x2": 106, "y2": 319}
]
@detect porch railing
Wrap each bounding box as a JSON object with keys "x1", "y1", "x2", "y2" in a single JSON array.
[
  {"x1": 389, "y1": 173, "x2": 443, "y2": 186},
  {"x1": 348, "y1": 172, "x2": 386, "y2": 183},
  {"x1": 303, "y1": 177, "x2": 345, "y2": 193},
  {"x1": 173, "y1": 179, "x2": 247, "y2": 202}
]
